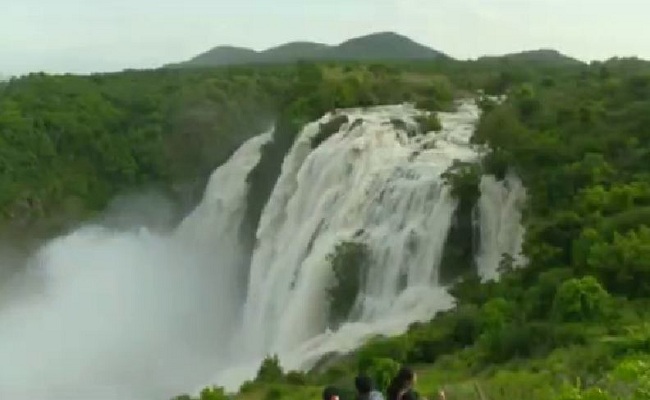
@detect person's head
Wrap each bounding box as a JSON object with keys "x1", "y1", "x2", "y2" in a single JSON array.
[
  {"x1": 387, "y1": 366, "x2": 417, "y2": 400},
  {"x1": 322, "y1": 386, "x2": 340, "y2": 400},
  {"x1": 355, "y1": 374, "x2": 373, "y2": 394},
  {"x1": 395, "y1": 366, "x2": 416, "y2": 389}
]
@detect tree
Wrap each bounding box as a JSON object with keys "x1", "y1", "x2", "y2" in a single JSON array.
[
  {"x1": 256, "y1": 354, "x2": 284, "y2": 384},
  {"x1": 586, "y1": 226, "x2": 650, "y2": 297},
  {"x1": 327, "y1": 241, "x2": 370, "y2": 327},
  {"x1": 552, "y1": 276, "x2": 610, "y2": 322}
]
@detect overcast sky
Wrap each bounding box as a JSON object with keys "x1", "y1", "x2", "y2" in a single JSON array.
[{"x1": 2, "y1": 0, "x2": 649, "y2": 75}]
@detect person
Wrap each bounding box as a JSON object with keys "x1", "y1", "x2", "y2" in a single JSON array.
[
  {"x1": 323, "y1": 385, "x2": 341, "y2": 400},
  {"x1": 355, "y1": 374, "x2": 385, "y2": 400},
  {"x1": 386, "y1": 367, "x2": 420, "y2": 400}
]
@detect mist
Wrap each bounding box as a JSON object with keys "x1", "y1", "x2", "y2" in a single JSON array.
[
  {"x1": 0, "y1": 129, "x2": 273, "y2": 400},
  {"x1": 0, "y1": 194, "x2": 238, "y2": 400}
]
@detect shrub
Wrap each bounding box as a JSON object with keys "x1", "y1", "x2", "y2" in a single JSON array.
[
  {"x1": 415, "y1": 113, "x2": 442, "y2": 133},
  {"x1": 358, "y1": 336, "x2": 411, "y2": 371},
  {"x1": 441, "y1": 160, "x2": 482, "y2": 206},
  {"x1": 285, "y1": 370, "x2": 308, "y2": 385},
  {"x1": 366, "y1": 358, "x2": 400, "y2": 392},
  {"x1": 552, "y1": 276, "x2": 610, "y2": 322},
  {"x1": 199, "y1": 386, "x2": 228, "y2": 400},
  {"x1": 327, "y1": 241, "x2": 371, "y2": 327},
  {"x1": 256, "y1": 355, "x2": 284, "y2": 384},
  {"x1": 264, "y1": 387, "x2": 284, "y2": 400}
]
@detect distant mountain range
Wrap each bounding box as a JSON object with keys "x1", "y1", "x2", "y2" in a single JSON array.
[
  {"x1": 165, "y1": 32, "x2": 449, "y2": 68},
  {"x1": 165, "y1": 32, "x2": 583, "y2": 69}
]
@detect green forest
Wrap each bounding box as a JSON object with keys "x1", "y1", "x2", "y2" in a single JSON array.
[{"x1": 3, "y1": 54, "x2": 650, "y2": 400}]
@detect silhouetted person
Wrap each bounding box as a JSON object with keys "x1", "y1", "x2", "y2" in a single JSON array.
[
  {"x1": 386, "y1": 367, "x2": 420, "y2": 400},
  {"x1": 323, "y1": 385, "x2": 340, "y2": 400},
  {"x1": 355, "y1": 374, "x2": 384, "y2": 400}
]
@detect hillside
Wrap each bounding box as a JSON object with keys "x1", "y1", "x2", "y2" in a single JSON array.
[
  {"x1": 478, "y1": 49, "x2": 583, "y2": 66},
  {"x1": 181, "y1": 46, "x2": 259, "y2": 67},
  {"x1": 166, "y1": 32, "x2": 448, "y2": 68}
]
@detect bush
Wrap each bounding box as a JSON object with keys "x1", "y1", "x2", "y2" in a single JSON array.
[
  {"x1": 366, "y1": 358, "x2": 400, "y2": 392},
  {"x1": 358, "y1": 336, "x2": 411, "y2": 371},
  {"x1": 415, "y1": 113, "x2": 442, "y2": 133},
  {"x1": 264, "y1": 387, "x2": 284, "y2": 400},
  {"x1": 256, "y1": 355, "x2": 284, "y2": 384},
  {"x1": 327, "y1": 241, "x2": 371, "y2": 327},
  {"x1": 285, "y1": 370, "x2": 308, "y2": 385},
  {"x1": 199, "y1": 386, "x2": 228, "y2": 400},
  {"x1": 552, "y1": 276, "x2": 610, "y2": 322},
  {"x1": 239, "y1": 380, "x2": 256, "y2": 394},
  {"x1": 441, "y1": 160, "x2": 482, "y2": 206}
]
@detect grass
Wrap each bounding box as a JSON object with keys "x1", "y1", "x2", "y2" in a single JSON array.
[
  {"x1": 226, "y1": 321, "x2": 650, "y2": 400},
  {"x1": 231, "y1": 370, "x2": 557, "y2": 400}
]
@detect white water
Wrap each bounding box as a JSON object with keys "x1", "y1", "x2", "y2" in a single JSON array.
[
  {"x1": 213, "y1": 100, "x2": 526, "y2": 390},
  {"x1": 0, "y1": 132, "x2": 271, "y2": 400},
  {"x1": 476, "y1": 174, "x2": 527, "y2": 280},
  {"x1": 0, "y1": 100, "x2": 526, "y2": 400}
]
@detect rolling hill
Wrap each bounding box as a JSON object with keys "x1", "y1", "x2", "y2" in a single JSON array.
[
  {"x1": 165, "y1": 32, "x2": 449, "y2": 68},
  {"x1": 478, "y1": 49, "x2": 584, "y2": 66}
]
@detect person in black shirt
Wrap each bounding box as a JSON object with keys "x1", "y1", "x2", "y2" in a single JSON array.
[{"x1": 386, "y1": 367, "x2": 420, "y2": 400}]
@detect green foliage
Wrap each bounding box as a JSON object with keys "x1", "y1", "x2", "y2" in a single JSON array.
[
  {"x1": 358, "y1": 336, "x2": 411, "y2": 370},
  {"x1": 366, "y1": 358, "x2": 400, "y2": 392},
  {"x1": 264, "y1": 387, "x2": 283, "y2": 400},
  {"x1": 198, "y1": 387, "x2": 229, "y2": 400},
  {"x1": 256, "y1": 355, "x2": 285, "y2": 384},
  {"x1": 441, "y1": 160, "x2": 481, "y2": 205},
  {"x1": 284, "y1": 371, "x2": 308, "y2": 386},
  {"x1": 414, "y1": 113, "x2": 442, "y2": 133},
  {"x1": 326, "y1": 241, "x2": 370, "y2": 327},
  {"x1": 0, "y1": 69, "x2": 278, "y2": 235},
  {"x1": 171, "y1": 386, "x2": 228, "y2": 400},
  {"x1": 552, "y1": 276, "x2": 610, "y2": 322},
  {"x1": 584, "y1": 226, "x2": 650, "y2": 297}
]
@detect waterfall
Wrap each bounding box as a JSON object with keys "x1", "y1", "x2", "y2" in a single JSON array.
[
  {"x1": 0, "y1": 132, "x2": 271, "y2": 400},
  {"x1": 212, "y1": 100, "x2": 526, "y2": 389},
  {"x1": 0, "y1": 99, "x2": 526, "y2": 400},
  {"x1": 475, "y1": 174, "x2": 527, "y2": 280}
]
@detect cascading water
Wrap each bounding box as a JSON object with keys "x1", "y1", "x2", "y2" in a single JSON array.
[
  {"x1": 0, "y1": 99, "x2": 526, "y2": 400},
  {"x1": 476, "y1": 174, "x2": 527, "y2": 281},
  {"x1": 0, "y1": 132, "x2": 271, "y2": 400},
  {"x1": 212, "y1": 100, "x2": 527, "y2": 389}
]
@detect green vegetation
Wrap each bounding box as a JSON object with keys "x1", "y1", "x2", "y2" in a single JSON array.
[
  {"x1": 326, "y1": 241, "x2": 371, "y2": 327},
  {"x1": 415, "y1": 112, "x2": 442, "y2": 133},
  {"x1": 0, "y1": 68, "x2": 281, "y2": 237},
  {"x1": 4, "y1": 43, "x2": 650, "y2": 400},
  {"x1": 439, "y1": 161, "x2": 482, "y2": 283}
]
